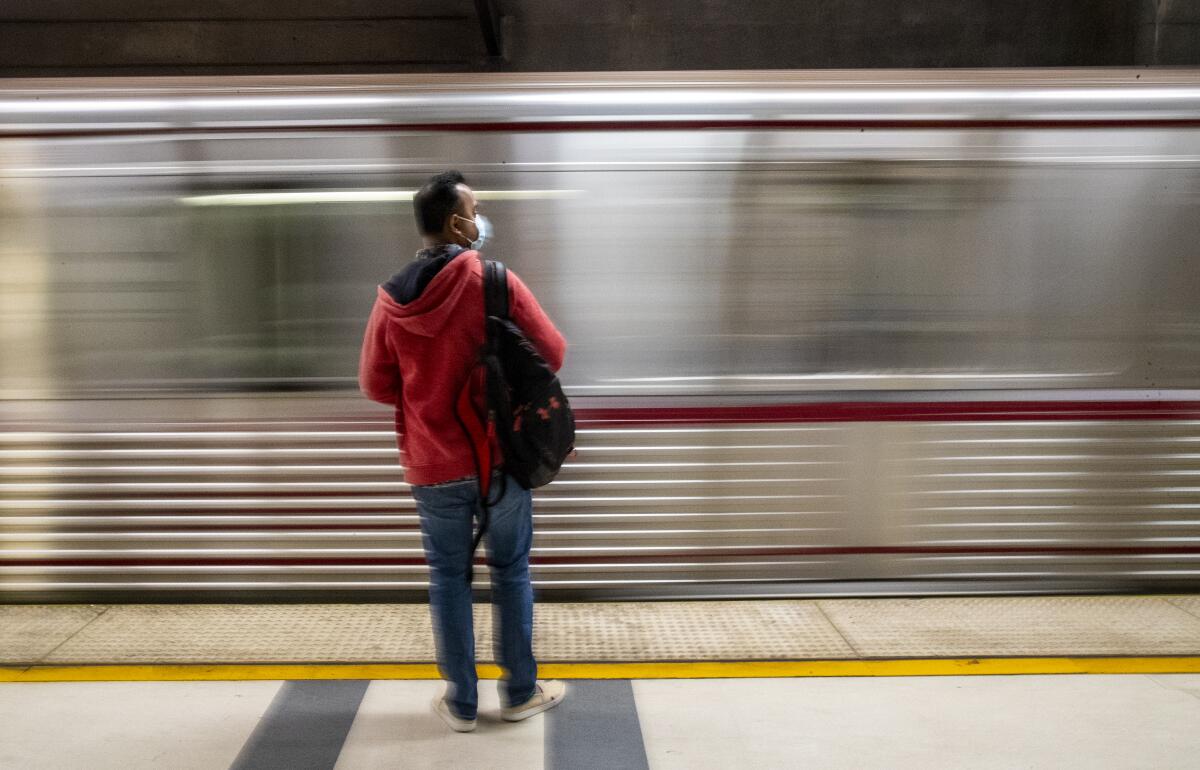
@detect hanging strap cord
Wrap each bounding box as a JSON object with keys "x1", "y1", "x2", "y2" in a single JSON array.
[{"x1": 452, "y1": 257, "x2": 510, "y2": 583}]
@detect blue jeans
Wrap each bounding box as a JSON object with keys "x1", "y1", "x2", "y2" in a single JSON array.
[{"x1": 411, "y1": 473, "x2": 537, "y2": 720}]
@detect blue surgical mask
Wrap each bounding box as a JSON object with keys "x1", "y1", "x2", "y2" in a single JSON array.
[
  {"x1": 455, "y1": 213, "x2": 492, "y2": 251},
  {"x1": 472, "y1": 214, "x2": 492, "y2": 251}
]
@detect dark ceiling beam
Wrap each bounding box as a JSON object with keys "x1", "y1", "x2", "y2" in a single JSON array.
[{"x1": 474, "y1": 0, "x2": 502, "y2": 58}]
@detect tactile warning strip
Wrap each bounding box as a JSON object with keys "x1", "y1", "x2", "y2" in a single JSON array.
[
  {"x1": 42, "y1": 604, "x2": 442, "y2": 664},
  {"x1": 34, "y1": 601, "x2": 853, "y2": 664},
  {"x1": 2, "y1": 596, "x2": 1198, "y2": 666},
  {"x1": 0, "y1": 604, "x2": 106, "y2": 664},
  {"x1": 533, "y1": 601, "x2": 854, "y2": 661},
  {"x1": 1166, "y1": 596, "x2": 1200, "y2": 622},
  {"x1": 817, "y1": 596, "x2": 1200, "y2": 657}
]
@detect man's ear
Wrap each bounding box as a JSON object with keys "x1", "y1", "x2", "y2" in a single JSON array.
[{"x1": 445, "y1": 213, "x2": 463, "y2": 244}]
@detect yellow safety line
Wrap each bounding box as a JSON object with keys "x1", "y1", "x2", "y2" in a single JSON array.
[{"x1": 3, "y1": 657, "x2": 1200, "y2": 682}]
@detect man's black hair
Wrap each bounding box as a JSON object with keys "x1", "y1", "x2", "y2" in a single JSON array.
[{"x1": 414, "y1": 170, "x2": 466, "y2": 235}]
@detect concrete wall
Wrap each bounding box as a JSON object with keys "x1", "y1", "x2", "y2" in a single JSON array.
[
  {"x1": 0, "y1": 0, "x2": 1195, "y2": 76},
  {"x1": 1138, "y1": 0, "x2": 1200, "y2": 64},
  {"x1": 503, "y1": 0, "x2": 1142, "y2": 70},
  {"x1": 0, "y1": 1, "x2": 489, "y2": 75}
]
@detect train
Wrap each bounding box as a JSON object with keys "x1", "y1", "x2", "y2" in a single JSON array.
[{"x1": 2, "y1": 70, "x2": 1199, "y2": 600}]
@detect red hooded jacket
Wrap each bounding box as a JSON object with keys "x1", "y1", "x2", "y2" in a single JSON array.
[{"x1": 358, "y1": 249, "x2": 566, "y2": 486}]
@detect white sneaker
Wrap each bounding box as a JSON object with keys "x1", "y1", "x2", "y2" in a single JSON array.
[
  {"x1": 501, "y1": 680, "x2": 567, "y2": 722},
  {"x1": 432, "y1": 696, "x2": 477, "y2": 733}
]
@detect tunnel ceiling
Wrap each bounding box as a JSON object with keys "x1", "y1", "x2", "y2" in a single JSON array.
[{"x1": 0, "y1": 0, "x2": 1196, "y2": 76}]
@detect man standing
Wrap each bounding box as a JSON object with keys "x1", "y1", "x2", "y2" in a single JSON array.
[{"x1": 359, "y1": 171, "x2": 567, "y2": 732}]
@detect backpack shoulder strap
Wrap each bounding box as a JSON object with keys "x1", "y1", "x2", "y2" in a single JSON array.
[
  {"x1": 483, "y1": 259, "x2": 509, "y2": 321},
  {"x1": 464, "y1": 257, "x2": 511, "y2": 579}
]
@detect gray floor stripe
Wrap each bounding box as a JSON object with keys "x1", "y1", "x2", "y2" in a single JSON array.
[
  {"x1": 229, "y1": 680, "x2": 370, "y2": 770},
  {"x1": 547, "y1": 680, "x2": 650, "y2": 770}
]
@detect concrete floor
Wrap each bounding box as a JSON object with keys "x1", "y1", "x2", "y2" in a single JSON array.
[{"x1": 1, "y1": 675, "x2": 1198, "y2": 769}]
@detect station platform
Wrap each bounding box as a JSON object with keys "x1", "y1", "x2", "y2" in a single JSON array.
[{"x1": 2, "y1": 595, "x2": 1200, "y2": 768}]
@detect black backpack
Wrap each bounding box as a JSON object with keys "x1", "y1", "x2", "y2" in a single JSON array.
[
  {"x1": 480, "y1": 259, "x2": 575, "y2": 490},
  {"x1": 455, "y1": 257, "x2": 575, "y2": 563}
]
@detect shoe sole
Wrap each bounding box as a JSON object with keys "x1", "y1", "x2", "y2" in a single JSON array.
[
  {"x1": 501, "y1": 695, "x2": 564, "y2": 722},
  {"x1": 432, "y1": 698, "x2": 477, "y2": 732}
]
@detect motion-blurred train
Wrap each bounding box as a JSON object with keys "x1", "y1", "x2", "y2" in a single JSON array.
[{"x1": 2, "y1": 70, "x2": 1199, "y2": 600}]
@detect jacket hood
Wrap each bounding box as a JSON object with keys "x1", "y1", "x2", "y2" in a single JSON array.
[{"x1": 375, "y1": 249, "x2": 478, "y2": 337}]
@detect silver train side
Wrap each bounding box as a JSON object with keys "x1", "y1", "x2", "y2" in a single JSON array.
[{"x1": 2, "y1": 71, "x2": 1199, "y2": 600}]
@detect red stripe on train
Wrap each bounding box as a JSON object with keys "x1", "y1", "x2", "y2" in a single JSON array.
[
  {"x1": 8, "y1": 118, "x2": 1200, "y2": 140},
  {"x1": 5, "y1": 400, "x2": 1199, "y2": 433},
  {"x1": 6, "y1": 545, "x2": 1200, "y2": 569},
  {"x1": 574, "y1": 400, "x2": 1200, "y2": 425}
]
